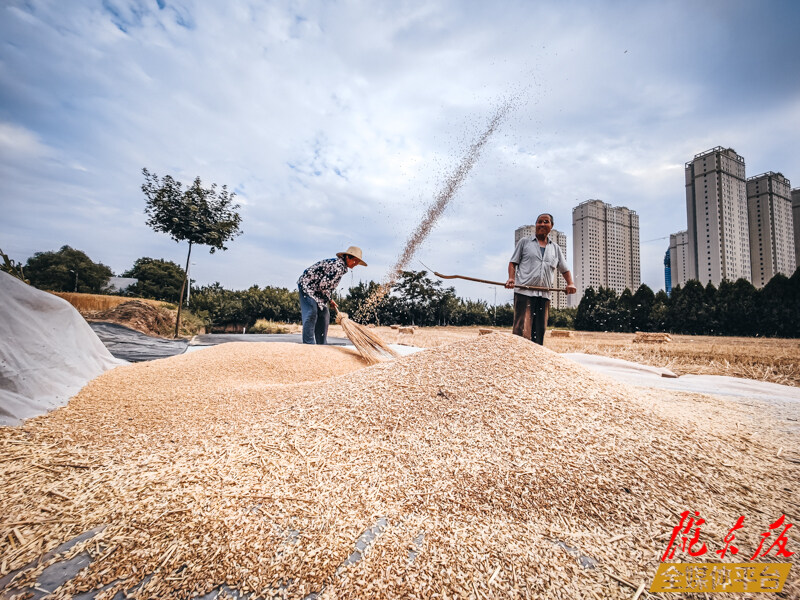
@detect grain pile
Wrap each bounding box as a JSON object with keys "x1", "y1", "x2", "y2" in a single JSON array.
[{"x1": 1, "y1": 335, "x2": 798, "y2": 599}]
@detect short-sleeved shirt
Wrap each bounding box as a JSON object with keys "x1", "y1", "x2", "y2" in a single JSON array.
[
  {"x1": 297, "y1": 257, "x2": 348, "y2": 309},
  {"x1": 509, "y1": 237, "x2": 569, "y2": 300}
]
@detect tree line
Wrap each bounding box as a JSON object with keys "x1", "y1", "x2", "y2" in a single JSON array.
[
  {"x1": 576, "y1": 269, "x2": 800, "y2": 338},
  {"x1": 10, "y1": 245, "x2": 800, "y2": 337}
]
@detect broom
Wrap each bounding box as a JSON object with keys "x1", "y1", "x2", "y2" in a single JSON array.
[{"x1": 334, "y1": 308, "x2": 398, "y2": 365}]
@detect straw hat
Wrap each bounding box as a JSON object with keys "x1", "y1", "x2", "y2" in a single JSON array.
[{"x1": 336, "y1": 246, "x2": 367, "y2": 267}]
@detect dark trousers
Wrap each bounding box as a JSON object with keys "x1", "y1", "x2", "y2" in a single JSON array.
[
  {"x1": 299, "y1": 284, "x2": 329, "y2": 344},
  {"x1": 512, "y1": 294, "x2": 549, "y2": 345}
]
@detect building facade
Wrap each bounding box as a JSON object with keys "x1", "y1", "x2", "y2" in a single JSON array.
[
  {"x1": 664, "y1": 249, "x2": 671, "y2": 296},
  {"x1": 513, "y1": 225, "x2": 569, "y2": 309},
  {"x1": 685, "y1": 147, "x2": 751, "y2": 286},
  {"x1": 668, "y1": 230, "x2": 690, "y2": 288},
  {"x1": 747, "y1": 172, "x2": 796, "y2": 287},
  {"x1": 571, "y1": 199, "x2": 640, "y2": 303},
  {"x1": 793, "y1": 187, "x2": 800, "y2": 270}
]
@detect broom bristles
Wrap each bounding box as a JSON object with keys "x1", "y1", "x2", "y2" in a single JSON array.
[{"x1": 336, "y1": 312, "x2": 398, "y2": 364}]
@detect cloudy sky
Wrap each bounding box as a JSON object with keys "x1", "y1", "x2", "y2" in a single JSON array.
[{"x1": 2, "y1": 0, "x2": 799, "y2": 305}]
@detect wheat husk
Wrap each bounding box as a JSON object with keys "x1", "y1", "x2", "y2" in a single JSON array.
[{"x1": 1, "y1": 335, "x2": 798, "y2": 599}]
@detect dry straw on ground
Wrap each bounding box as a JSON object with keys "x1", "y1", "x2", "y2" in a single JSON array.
[
  {"x1": 1, "y1": 335, "x2": 798, "y2": 599},
  {"x1": 50, "y1": 293, "x2": 162, "y2": 314},
  {"x1": 632, "y1": 332, "x2": 671, "y2": 344}
]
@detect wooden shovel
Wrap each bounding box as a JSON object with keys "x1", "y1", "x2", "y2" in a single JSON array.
[{"x1": 431, "y1": 270, "x2": 564, "y2": 293}]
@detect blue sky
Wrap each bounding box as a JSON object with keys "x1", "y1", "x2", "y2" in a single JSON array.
[{"x1": 2, "y1": 0, "x2": 799, "y2": 304}]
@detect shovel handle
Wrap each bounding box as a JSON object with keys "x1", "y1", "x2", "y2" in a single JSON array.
[{"x1": 432, "y1": 271, "x2": 564, "y2": 293}]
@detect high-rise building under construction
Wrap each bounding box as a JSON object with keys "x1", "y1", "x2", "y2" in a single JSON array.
[
  {"x1": 571, "y1": 199, "x2": 640, "y2": 303},
  {"x1": 685, "y1": 147, "x2": 751, "y2": 286}
]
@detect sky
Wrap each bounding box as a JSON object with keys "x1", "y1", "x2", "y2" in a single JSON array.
[{"x1": 2, "y1": 0, "x2": 799, "y2": 306}]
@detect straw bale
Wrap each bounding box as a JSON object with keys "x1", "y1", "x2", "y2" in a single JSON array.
[
  {"x1": 632, "y1": 332, "x2": 671, "y2": 343},
  {"x1": 549, "y1": 330, "x2": 574, "y2": 338},
  {"x1": 1, "y1": 335, "x2": 797, "y2": 599},
  {"x1": 397, "y1": 327, "x2": 414, "y2": 335}
]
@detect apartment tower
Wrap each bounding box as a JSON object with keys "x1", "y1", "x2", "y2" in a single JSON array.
[
  {"x1": 685, "y1": 147, "x2": 751, "y2": 285},
  {"x1": 793, "y1": 188, "x2": 800, "y2": 270},
  {"x1": 571, "y1": 199, "x2": 640, "y2": 303},
  {"x1": 747, "y1": 172, "x2": 796, "y2": 287},
  {"x1": 664, "y1": 249, "x2": 672, "y2": 296},
  {"x1": 513, "y1": 225, "x2": 568, "y2": 309},
  {"x1": 668, "y1": 230, "x2": 690, "y2": 288}
]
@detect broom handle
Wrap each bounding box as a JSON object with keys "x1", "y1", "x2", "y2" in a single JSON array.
[{"x1": 432, "y1": 271, "x2": 564, "y2": 293}]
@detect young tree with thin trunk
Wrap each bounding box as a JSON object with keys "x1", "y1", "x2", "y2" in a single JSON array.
[{"x1": 141, "y1": 168, "x2": 242, "y2": 337}]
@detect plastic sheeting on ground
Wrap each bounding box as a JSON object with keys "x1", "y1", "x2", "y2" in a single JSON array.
[
  {"x1": 89, "y1": 322, "x2": 188, "y2": 362},
  {"x1": 564, "y1": 352, "x2": 800, "y2": 404},
  {"x1": 0, "y1": 272, "x2": 125, "y2": 427}
]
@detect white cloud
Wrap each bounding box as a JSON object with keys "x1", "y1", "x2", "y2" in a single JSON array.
[{"x1": 1, "y1": 0, "x2": 799, "y2": 301}]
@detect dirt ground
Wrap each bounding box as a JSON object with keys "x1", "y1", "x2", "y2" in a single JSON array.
[{"x1": 323, "y1": 325, "x2": 800, "y2": 388}]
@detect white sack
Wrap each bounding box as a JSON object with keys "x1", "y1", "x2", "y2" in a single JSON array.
[{"x1": 0, "y1": 271, "x2": 125, "y2": 427}]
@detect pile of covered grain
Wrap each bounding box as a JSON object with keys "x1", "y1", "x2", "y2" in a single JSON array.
[
  {"x1": 1, "y1": 334, "x2": 797, "y2": 598},
  {"x1": 86, "y1": 300, "x2": 175, "y2": 338}
]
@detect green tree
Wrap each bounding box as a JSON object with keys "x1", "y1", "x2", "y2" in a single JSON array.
[
  {"x1": 616, "y1": 288, "x2": 635, "y2": 332},
  {"x1": 702, "y1": 282, "x2": 719, "y2": 335},
  {"x1": 189, "y1": 283, "x2": 246, "y2": 327},
  {"x1": 122, "y1": 257, "x2": 184, "y2": 302},
  {"x1": 142, "y1": 168, "x2": 243, "y2": 337},
  {"x1": 340, "y1": 281, "x2": 396, "y2": 325},
  {"x1": 241, "y1": 285, "x2": 300, "y2": 324},
  {"x1": 668, "y1": 280, "x2": 707, "y2": 334},
  {"x1": 594, "y1": 287, "x2": 620, "y2": 331},
  {"x1": 392, "y1": 271, "x2": 443, "y2": 326},
  {"x1": 650, "y1": 290, "x2": 670, "y2": 331},
  {"x1": 24, "y1": 245, "x2": 113, "y2": 293},
  {"x1": 495, "y1": 303, "x2": 514, "y2": 327},
  {"x1": 575, "y1": 287, "x2": 598, "y2": 331},
  {"x1": 548, "y1": 307, "x2": 576, "y2": 329},
  {"x1": 716, "y1": 279, "x2": 758, "y2": 336},
  {"x1": 631, "y1": 284, "x2": 655, "y2": 332}
]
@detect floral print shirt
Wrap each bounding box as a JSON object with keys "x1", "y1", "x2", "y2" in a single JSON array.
[{"x1": 297, "y1": 257, "x2": 348, "y2": 309}]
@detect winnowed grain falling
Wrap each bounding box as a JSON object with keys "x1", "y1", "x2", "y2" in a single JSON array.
[{"x1": 355, "y1": 102, "x2": 511, "y2": 322}]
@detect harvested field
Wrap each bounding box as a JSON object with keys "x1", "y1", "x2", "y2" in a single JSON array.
[
  {"x1": 1, "y1": 335, "x2": 798, "y2": 598},
  {"x1": 545, "y1": 331, "x2": 800, "y2": 388}
]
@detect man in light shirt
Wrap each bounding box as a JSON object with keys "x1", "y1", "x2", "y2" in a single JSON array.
[{"x1": 505, "y1": 213, "x2": 577, "y2": 345}]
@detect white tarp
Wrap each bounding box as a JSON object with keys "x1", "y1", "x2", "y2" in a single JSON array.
[
  {"x1": 564, "y1": 352, "x2": 800, "y2": 404},
  {"x1": 0, "y1": 271, "x2": 126, "y2": 427}
]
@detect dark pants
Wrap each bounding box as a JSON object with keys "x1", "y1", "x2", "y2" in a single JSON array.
[
  {"x1": 512, "y1": 294, "x2": 549, "y2": 345},
  {"x1": 299, "y1": 284, "x2": 329, "y2": 344}
]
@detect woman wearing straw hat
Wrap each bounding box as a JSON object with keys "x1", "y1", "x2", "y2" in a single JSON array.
[{"x1": 297, "y1": 246, "x2": 367, "y2": 344}]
